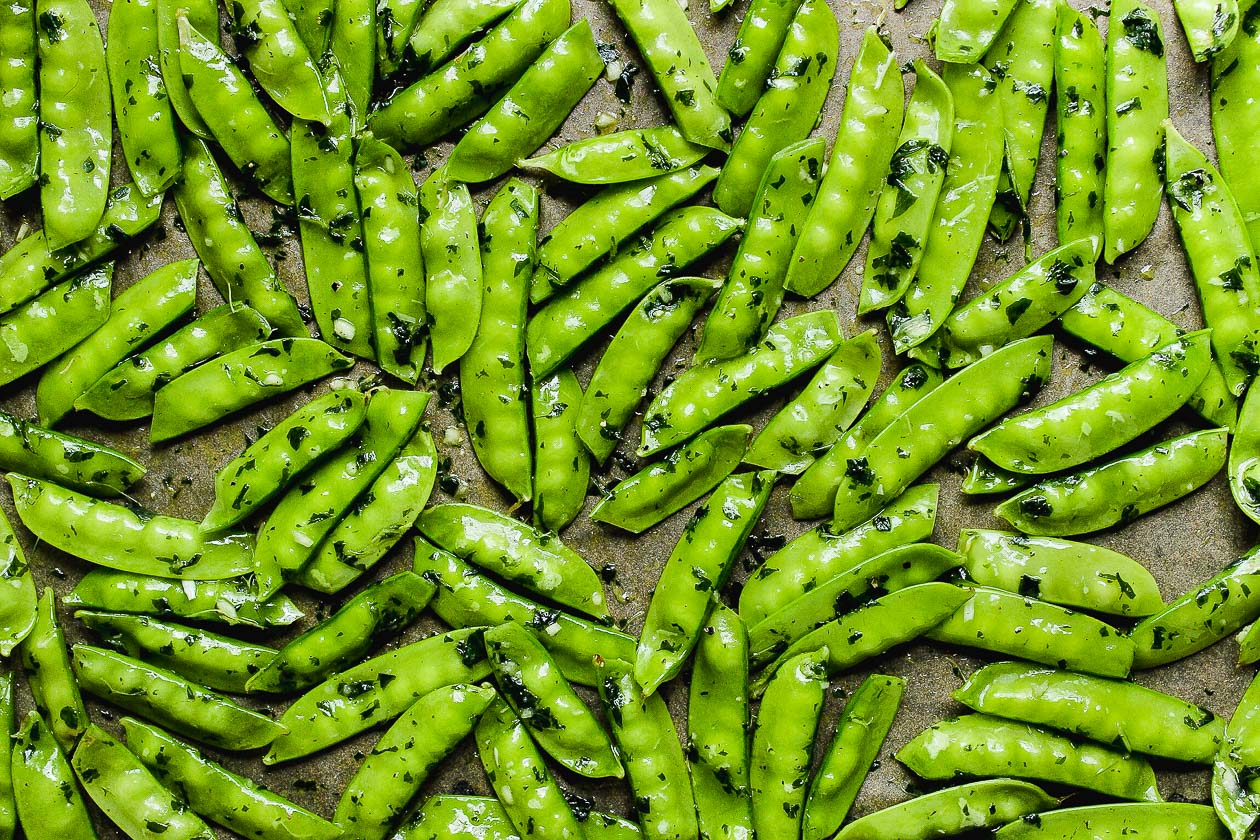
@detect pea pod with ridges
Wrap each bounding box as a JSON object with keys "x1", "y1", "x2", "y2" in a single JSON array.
[
  {"x1": 420, "y1": 171, "x2": 481, "y2": 374},
  {"x1": 998, "y1": 804, "x2": 1228, "y2": 839},
  {"x1": 0, "y1": 411, "x2": 144, "y2": 496},
  {"x1": 20, "y1": 590, "x2": 86, "y2": 751},
  {"x1": 10, "y1": 711, "x2": 97, "y2": 839},
  {"x1": 1055, "y1": 4, "x2": 1107, "y2": 255},
  {"x1": 715, "y1": 0, "x2": 803, "y2": 116},
  {"x1": 0, "y1": 1, "x2": 36, "y2": 199},
  {"x1": 1215, "y1": 668, "x2": 1260, "y2": 839},
  {"x1": 64, "y1": 571, "x2": 302, "y2": 627},
  {"x1": 935, "y1": 0, "x2": 1019, "y2": 61},
  {"x1": 0, "y1": 510, "x2": 34, "y2": 658},
  {"x1": 520, "y1": 126, "x2": 709, "y2": 185},
  {"x1": 406, "y1": 0, "x2": 522, "y2": 77},
  {"x1": 0, "y1": 264, "x2": 112, "y2": 389},
  {"x1": 1231, "y1": 385, "x2": 1260, "y2": 523},
  {"x1": 226, "y1": 0, "x2": 330, "y2": 122},
  {"x1": 531, "y1": 370, "x2": 590, "y2": 533},
  {"x1": 836, "y1": 780, "x2": 1056, "y2": 840},
  {"x1": 1211, "y1": 0, "x2": 1260, "y2": 253}
]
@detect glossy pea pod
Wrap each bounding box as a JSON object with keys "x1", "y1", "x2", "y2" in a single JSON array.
[
  {"x1": 0, "y1": 0, "x2": 36, "y2": 200},
  {"x1": 998, "y1": 804, "x2": 1228, "y2": 840},
  {"x1": 420, "y1": 170, "x2": 482, "y2": 374},
  {"x1": 402, "y1": 797, "x2": 642, "y2": 840},
  {"x1": 287, "y1": 0, "x2": 333, "y2": 55},
  {"x1": 462, "y1": 179, "x2": 538, "y2": 503},
  {"x1": 0, "y1": 509, "x2": 34, "y2": 658},
  {"x1": 1175, "y1": 0, "x2": 1239, "y2": 60},
  {"x1": 375, "y1": 0, "x2": 424, "y2": 77},
  {"x1": 1237, "y1": 620, "x2": 1260, "y2": 665},
  {"x1": 531, "y1": 370, "x2": 590, "y2": 533},
  {"x1": 406, "y1": 0, "x2": 523, "y2": 77},
  {"x1": 0, "y1": 410, "x2": 144, "y2": 495},
  {"x1": 1231, "y1": 385, "x2": 1260, "y2": 523},
  {"x1": 935, "y1": 0, "x2": 1019, "y2": 61},
  {"x1": 1216, "y1": 668, "x2": 1260, "y2": 839},
  {"x1": 858, "y1": 59, "x2": 954, "y2": 315},
  {"x1": 715, "y1": 0, "x2": 804, "y2": 117},
  {"x1": 0, "y1": 264, "x2": 112, "y2": 389},
  {"x1": 1211, "y1": 0, "x2": 1260, "y2": 253},
  {"x1": 1055, "y1": 4, "x2": 1107, "y2": 254},
  {"x1": 0, "y1": 672, "x2": 11, "y2": 840},
  {"x1": 520, "y1": 125, "x2": 709, "y2": 184},
  {"x1": 963, "y1": 458, "x2": 1033, "y2": 495},
  {"x1": 10, "y1": 711, "x2": 96, "y2": 839},
  {"x1": 836, "y1": 780, "x2": 1057, "y2": 840},
  {"x1": 784, "y1": 27, "x2": 904, "y2": 298},
  {"x1": 592, "y1": 425, "x2": 753, "y2": 534},
  {"x1": 20, "y1": 590, "x2": 87, "y2": 750},
  {"x1": 699, "y1": 139, "x2": 824, "y2": 363},
  {"x1": 155, "y1": 0, "x2": 214, "y2": 138},
  {"x1": 64, "y1": 570, "x2": 303, "y2": 627},
  {"x1": 328, "y1": 0, "x2": 373, "y2": 120},
  {"x1": 227, "y1": 0, "x2": 329, "y2": 122}
]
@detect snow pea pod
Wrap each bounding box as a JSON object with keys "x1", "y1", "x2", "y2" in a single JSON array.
[
  {"x1": 447, "y1": 20, "x2": 602, "y2": 183},
  {"x1": 0, "y1": 673, "x2": 11, "y2": 840},
  {"x1": 0, "y1": 263, "x2": 111, "y2": 389},
  {"x1": 20, "y1": 590, "x2": 86, "y2": 750},
  {"x1": 227, "y1": 0, "x2": 329, "y2": 122},
  {"x1": 963, "y1": 458, "x2": 1033, "y2": 495},
  {"x1": 971, "y1": 330, "x2": 1212, "y2": 474},
  {"x1": 1231, "y1": 385, "x2": 1260, "y2": 523},
  {"x1": 958, "y1": 529, "x2": 1163, "y2": 616},
  {"x1": 592, "y1": 425, "x2": 753, "y2": 534},
  {"x1": 1212, "y1": 0, "x2": 1260, "y2": 253},
  {"x1": 898, "y1": 714, "x2": 1161, "y2": 801},
  {"x1": 288, "y1": 0, "x2": 332, "y2": 55},
  {"x1": 10, "y1": 711, "x2": 96, "y2": 839},
  {"x1": 520, "y1": 126, "x2": 709, "y2": 184},
  {"x1": 837, "y1": 780, "x2": 1055, "y2": 840},
  {"x1": 1055, "y1": 4, "x2": 1107, "y2": 255},
  {"x1": 578, "y1": 277, "x2": 720, "y2": 465},
  {"x1": 996, "y1": 428, "x2": 1228, "y2": 536},
  {"x1": 328, "y1": 0, "x2": 373, "y2": 120},
  {"x1": 957, "y1": 661, "x2": 1224, "y2": 763},
  {"x1": 0, "y1": 0, "x2": 36, "y2": 200},
  {"x1": 527, "y1": 208, "x2": 740, "y2": 378},
  {"x1": 858, "y1": 59, "x2": 954, "y2": 314},
  {"x1": 802, "y1": 675, "x2": 904, "y2": 840},
  {"x1": 121, "y1": 719, "x2": 341, "y2": 840},
  {"x1": 1175, "y1": 0, "x2": 1239, "y2": 60},
  {"x1": 1238, "y1": 620, "x2": 1260, "y2": 665},
  {"x1": 715, "y1": 0, "x2": 803, "y2": 116},
  {"x1": 1216, "y1": 668, "x2": 1260, "y2": 839},
  {"x1": 0, "y1": 511, "x2": 34, "y2": 658},
  {"x1": 935, "y1": 0, "x2": 1019, "y2": 61},
  {"x1": 0, "y1": 411, "x2": 144, "y2": 495},
  {"x1": 418, "y1": 503, "x2": 607, "y2": 619},
  {"x1": 420, "y1": 170, "x2": 481, "y2": 374},
  {"x1": 64, "y1": 571, "x2": 302, "y2": 627},
  {"x1": 155, "y1": 0, "x2": 215, "y2": 138},
  {"x1": 998, "y1": 804, "x2": 1228, "y2": 839},
  {"x1": 376, "y1": 0, "x2": 423, "y2": 77},
  {"x1": 398, "y1": 795, "x2": 641, "y2": 840},
  {"x1": 36, "y1": 258, "x2": 198, "y2": 427},
  {"x1": 700, "y1": 139, "x2": 824, "y2": 363},
  {"x1": 406, "y1": 0, "x2": 522, "y2": 76},
  {"x1": 636, "y1": 471, "x2": 774, "y2": 693},
  {"x1": 745, "y1": 330, "x2": 881, "y2": 474},
  {"x1": 107, "y1": 0, "x2": 181, "y2": 197},
  {"x1": 531, "y1": 370, "x2": 589, "y2": 533},
  {"x1": 785, "y1": 27, "x2": 904, "y2": 298}
]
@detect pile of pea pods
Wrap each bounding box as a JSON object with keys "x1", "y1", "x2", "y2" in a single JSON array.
[{"x1": 3, "y1": 0, "x2": 1260, "y2": 835}]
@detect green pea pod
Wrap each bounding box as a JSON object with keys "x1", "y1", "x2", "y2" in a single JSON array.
[
  {"x1": 368, "y1": 0, "x2": 569, "y2": 148},
  {"x1": 0, "y1": 510, "x2": 34, "y2": 658},
  {"x1": 1216, "y1": 668, "x2": 1260, "y2": 839},
  {"x1": 329, "y1": 0, "x2": 373, "y2": 120},
  {"x1": 20, "y1": 590, "x2": 86, "y2": 750},
  {"x1": 1232, "y1": 385, "x2": 1260, "y2": 523},
  {"x1": 265, "y1": 627, "x2": 492, "y2": 764},
  {"x1": 288, "y1": 0, "x2": 332, "y2": 55},
  {"x1": 64, "y1": 571, "x2": 303, "y2": 627},
  {"x1": 716, "y1": 0, "x2": 803, "y2": 116},
  {"x1": 1055, "y1": 4, "x2": 1106, "y2": 255},
  {"x1": 688, "y1": 603, "x2": 753, "y2": 840},
  {"x1": 0, "y1": 1, "x2": 37, "y2": 200},
  {"x1": 0, "y1": 410, "x2": 143, "y2": 495},
  {"x1": 836, "y1": 779, "x2": 1056, "y2": 840},
  {"x1": 935, "y1": 0, "x2": 1019, "y2": 61},
  {"x1": 592, "y1": 425, "x2": 753, "y2": 534},
  {"x1": 998, "y1": 804, "x2": 1228, "y2": 839},
  {"x1": 962, "y1": 458, "x2": 1033, "y2": 495},
  {"x1": 889, "y1": 62, "x2": 1003, "y2": 352},
  {"x1": 1239, "y1": 620, "x2": 1260, "y2": 665},
  {"x1": 598, "y1": 659, "x2": 699, "y2": 840},
  {"x1": 533, "y1": 166, "x2": 719, "y2": 304},
  {"x1": 0, "y1": 264, "x2": 112, "y2": 389},
  {"x1": 227, "y1": 0, "x2": 329, "y2": 122},
  {"x1": 354, "y1": 135, "x2": 427, "y2": 384},
  {"x1": 397, "y1": 795, "x2": 642, "y2": 840},
  {"x1": 247, "y1": 571, "x2": 434, "y2": 693},
  {"x1": 971, "y1": 330, "x2": 1213, "y2": 473},
  {"x1": 640, "y1": 310, "x2": 843, "y2": 456},
  {"x1": 531, "y1": 369, "x2": 590, "y2": 533},
  {"x1": 607, "y1": 0, "x2": 730, "y2": 150},
  {"x1": 107, "y1": 0, "x2": 181, "y2": 197},
  {"x1": 1060, "y1": 282, "x2": 1238, "y2": 429},
  {"x1": 376, "y1": 0, "x2": 423, "y2": 77},
  {"x1": 36, "y1": 258, "x2": 198, "y2": 426},
  {"x1": 10, "y1": 711, "x2": 96, "y2": 839},
  {"x1": 520, "y1": 126, "x2": 709, "y2": 185},
  {"x1": 636, "y1": 471, "x2": 774, "y2": 693},
  {"x1": 956, "y1": 661, "x2": 1225, "y2": 763},
  {"x1": 958, "y1": 529, "x2": 1163, "y2": 616},
  {"x1": 0, "y1": 672, "x2": 11, "y2": 840},
  {"x1": 859, "y1": 59, "x2": 954, "y2": 314},
  {"x1": 1212, "y1": 0, "x2": 1260, "y2": 254},
  {"x1": 527, "y1": 208, "x2": 741, "y2": 378},
  {"x1": 700, "y1": 139, "x2": 824, "y2": 363},
  {"x1": 1175, "y1": 0, "x2": 1239, "y2": 60},
  {"x1": 928, "y1": 586, "x2": 1135, "y2": 676},
  {"x1": 122, "y1": 718, "x2": 342, "y2": 840},
  {"x1": 420, "y1": 171, "x2": 481, "y2": 374},
  {"x1": 741, "y1": 482, "x2": 939, "y2": 625},
  {"x1": 802, "y1": 675, "x2": 904, "y2": 840},
  {"x1": 155, "y1": 0, "x2": 215, "y2": 139},
  {"x1": 173, "y1": 136, "x2": 305, "y2": 335},
  {"x1": 36, "y1": 0, "x2": 111, "y2": 250},
  {"x1": 745, "y1": 331, "x2": 881, "y2": 473},
  {"x1": 578, "y1": 277, "x2": 720, "y2": 465},
  {"x1": 485, "y1": 622, "x2": 622, "y2": 778},
  {"x1": 418, "y1": 503, "x2": 607, "y2": 619},
  {"x1": 898, "y1": 714, "x2": 1161, "y2": 801},
  {"x1": 336, "y1": 684, "x2": 498, "y2": 840},
  {"x1": 76, "y1": 611, "x2": 276, "y2": 694},
  {"x1": 447, "y1": 21, "x2": 602, "y2": 183},
  {"x1": 406, "y1": 0, "x2": 522, "y2": 76}
]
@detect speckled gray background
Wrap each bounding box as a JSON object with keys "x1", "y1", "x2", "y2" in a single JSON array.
[{"x1": 0, "y1": 0, "x2": 1252, "y2": 835}]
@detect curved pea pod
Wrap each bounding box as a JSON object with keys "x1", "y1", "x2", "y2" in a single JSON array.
[
  {"x1": 1216, "y1": 668, "x2": 1260, "y2": 839},
  {"x1": 935, "y1": 0, "x2": 1019, "y2": 61},
  {"x1": 155, "y1": 0, "x2": 214, "y2": 138},
  {"x1": 688, "y1": 603, "x2": 753, "y2": 840},
  {"x1": 971, "y1": 331, "x2": 1212, "y2": 474},
  {"x1": 742, "y1": 482, "x2": 939, "y2": 625},
  {"x1": 203, "y1": 389, "x2": 368, "y2": 531},
  {"x1": 20, "y1": 590, "x2": 87, "y2": 751},
  {"x1": 76, "y1": 612, "x2": 276, "y2": 694},
  {"x1": 1212, "y1": 0, "x2": 1260, "y2": 254},
  {"x1": 418, "y1": 503, "x2": 607, "y2": 619},
  {"x1": 701, "y1": 139, "x2": 824, "y2": 363},
  {"x1": 531, "y1": 370, "x2": 590, "y2": 533},
  {"x1": 376, "y1": 0, "x2": 423, "y2": 77},
  {"x1": 640, "y1": 310, "x2": 843, "y2": 456},
  {"x1": 328, "y1": 0, "x2": 373, "y2": 120},
  {"x1": 64, "y1": 571, "x2": 303, "y2": 627},
  {"x1": 446, "y1": 21, "x2": 602, "y2": 183},
  {"x1": 1131, "y1": 546, "x2": 1260, "y2": 669},
  {"x1": 247, "y1": 572, "x2": 434, "y2": 693},
  {"x1": 958, "y1": 530, "x2": 1163, "y2": 616},
  {"x1": 858, "y1": 60, "x2": 954, "y2": 315},
  {"x1": 839, "y1": 780, "x2": 1056, "y2": 840},
  {"x1": 592, "y1": 425, "x2": 753, "y2": 534},
  {"x1": 956, "y1": 661, "x2": 1225, "y2": 763},
  {"x1": 406, "y1": 0, "x2": 522, "y2": 76},
  {"x1": 802, "y1": 675, "x2": 904, "y2": 840},
  {"x1": 996, "y1": 428, "x2": 1228, "y2": 536},
  {"x1": 264, "y1": 627, "x2": 491, "y2": 764},
  {"x1": 391, "y1": 796, "x2": 522, "y2": 839},
  {"x1": 527, "y1": 208, "x2": 741, "y2": 378},
  {"x1": 0, "y1": 511, "x2": 34, "y2": 658},
  {"x1": 173, "y1": 137, "x2": 305, "y2": 336},
  {"x1": 998, "y1": 803, "x2": 1228, "y2": 840},
  {"x1": 1177, "y1": 0, "x2": 1239, "y2": 61},
  {"x1": 107, "y1": 0, "x2": 181, "y2": 197},
  {"x1": 963, "y1": 458, "x2": 1033, "y2": 495},
  {"x1": 151, "y1": 339, "x2": 353, "y2": 443},
  {"x1": 921, "y1": 242, "x2": 1093, "y2": 369},
  {"x1": 579, "y1": 277, "x2": 720, "y2": 465},
  {"x1": 899, "y1": 714, "x2": 1161, "y2": 801},
  {"x1": 1232, "y1": 386, "x2": 1260, "y2": 523},
  {"x1": 419, "y1": 171, "x2": 481, "y2": 374},
  {"x1": 122, "y1": 719, "x2": 341, "y2": 840},
  {"x1": 636, "y1": 471, "x2": 773, "y2": 693},
  {"x1": 520, "y1": 126, "x2": 709, "y2": 184},
  {"x1": 486, "y1": 622, "x2": 622, "y2": 778},
  {"x1": 337, "y1": 684, "x2": 497, "y2": 840},
  {"x1": 1054, "y1": 5, "x2": 1107, "y2": 255},
  {"x1": 0, "y1": 672, "x2": 11, "y2": 840},
  {"x1": 11, "y1": 711, "x2": 97, "y2": 839},
  {"x1": 597, "y1": 659, "x2": 699, "y2": 840},
  {"x1": 367, "y1": 0, "x2": 569, "y2": 148},
  {"x1": 1239, "y1": 620, "x2": 1260, "y2": 665},
  {"x1": 226, "y1": 0, "x2": 329, "y2": 122},
  {"x1": 0, "y1": 263, "x2": 111, "y2": 388},
  {"x1": 0, "y1": 412, "x2": 143, "y2": 500},
  {"x1": 785, "y1": 27, "x2": 904, "y2": 298},
  {"x1": 715, "y1": 0, "x2": 803, "y2": 116},
  {"x1": 0, "y1": 1, "x2": 37, "y2": 200}
]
